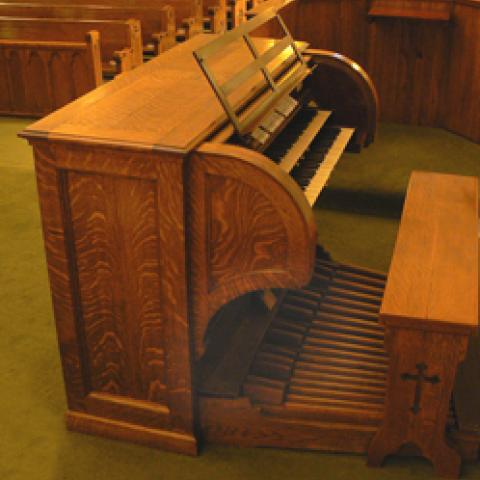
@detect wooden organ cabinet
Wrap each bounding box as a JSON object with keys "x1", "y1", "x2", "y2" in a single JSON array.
[{"x1": 21, "y1": 10, "x2": 479, "y2": 478}]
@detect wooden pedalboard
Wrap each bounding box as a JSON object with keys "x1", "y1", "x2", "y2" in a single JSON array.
[{"x1": 198, "y1": 249, "x2": 478, "y2": 459}]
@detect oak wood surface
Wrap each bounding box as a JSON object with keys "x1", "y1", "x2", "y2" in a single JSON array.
[
  {"x1": 29, "y1": 140, "x2": 197, "y2": 454},
  {"x1": 0, "y1": 33, "x2": 101, "y2": 116},
  {"x1": 198, "y1": 257, "x2": 478, "y2": 461},
  {"x1": 368, "y1": 329, "x2": 469, "y2": 477}
]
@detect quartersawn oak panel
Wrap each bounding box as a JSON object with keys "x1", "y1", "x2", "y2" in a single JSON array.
[
  {"x1": 29, "y1": 139, "x2": 196, "y2": 453},
  {"x1": 206, "y1": 173, "x2": 288, "y2": 291},
  {"x1": 67, "y1": 172, "x2": 167, "y2": 403}
]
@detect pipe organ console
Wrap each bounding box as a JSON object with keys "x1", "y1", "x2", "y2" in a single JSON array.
[{"x1": 20, "y1": 10, "x2": 479, "y2": 478}]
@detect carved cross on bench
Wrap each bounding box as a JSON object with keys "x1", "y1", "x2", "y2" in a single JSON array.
[{"x1": 401, "y1": 363, "x2": 440, "y2": 414}]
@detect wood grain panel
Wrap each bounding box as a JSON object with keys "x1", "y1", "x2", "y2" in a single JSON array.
[
  {"x1": 33, "y1": 143, "x2": 90, "y2": 411},
  {"x1": 206, "y1": 174, "x2": 288, "y2": 290},
  {"x1": 29, "y1": 139, "x2": 197, "y2": 452},
  {"x1": 368, "y1": 329, "x2": 469, "y2": 477},
  {"x1": 67, "y1": 172, "x2": 167, "y2": 402}
]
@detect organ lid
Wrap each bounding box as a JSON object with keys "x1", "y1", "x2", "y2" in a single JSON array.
[{"x1": 20, "y1": 32, "x2": 308, "y2": 153}]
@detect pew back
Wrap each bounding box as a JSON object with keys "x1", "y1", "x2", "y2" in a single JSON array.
[
  {"x1": 0, "y1": 16, "x2": 142, "y2": 69},
  {"x1": 0, "y1": 3, "x2": 176, "y2": 52},
  {"x1": 2, "y1": 0, "x2": 205, "y2": 32},
  {"x1": 0, "y1": 31, "x2": 102, "y2": 116}
]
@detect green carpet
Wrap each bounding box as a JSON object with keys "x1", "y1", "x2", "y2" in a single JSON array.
[{"x1": 1, "y1": 118, "x2": 480, "y2": 479}]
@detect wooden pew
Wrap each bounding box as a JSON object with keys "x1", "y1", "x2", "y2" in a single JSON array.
[
  {"x1": 367, "y1": 171, "x2": 478, "y2": 477},
  {"x1": 0, "y1": 3, "x2": 176, "y2": 54},
  {"x1": 0, "y1": 16, "x2": 142, "y2": 75},
  {"x1": 203, "y1": 0, "x2": 227, "y2": 32},
  {"x1": 7, "y1": 0, "x2": 207, "y2": 38},
  {"x1": 227, "y1": 0, "x2": 247, "y2": 28},
  {"x1": 95, "y1": 0, "x2": 205, "y2": 37},
  {"x1": 0, "y1": 31, "x2": 102, "y2": 116}
]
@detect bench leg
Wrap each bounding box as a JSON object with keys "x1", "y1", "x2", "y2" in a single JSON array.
[{"x1": 367, "y1": 328, "x2": 468, "y2": 478}]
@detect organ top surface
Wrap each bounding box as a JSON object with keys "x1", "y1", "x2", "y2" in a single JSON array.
[{"x1": 20, "y1": 33, "x2": 308, "y2": 153}]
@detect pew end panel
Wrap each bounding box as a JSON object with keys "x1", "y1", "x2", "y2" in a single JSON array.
[
  {"x1": 305, "y1": 49, "x2": 379, "y2": 150},
  {"x1": 189, "y1": 142, "x2": 317, "y2": 360},
  {"x1": 152, "y1": 31, "x2": 177, "y2": 54},
  {"x1": 112, "y1": 47, "x2": 133, "y2": 73},
  {"x1": 0, "y1": 31, "x2": 102, "y2": 117},
  {"x1": 150, "y1": 5, "x2": 178, "y2": 53},
  {"x1": 228, "y1": 0, "x2": 247, "y2": 27},
  {"x1": 205, "y1": 0, "x2": 227, "y2": 32}
]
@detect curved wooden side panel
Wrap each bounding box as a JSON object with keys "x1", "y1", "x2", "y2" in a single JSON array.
[
  {"x1": 189, "y1": 143, "x2": 317, "y2": 359},
  {"x1": 305, "y1": 49, "x2": 379, "y2": 149}
]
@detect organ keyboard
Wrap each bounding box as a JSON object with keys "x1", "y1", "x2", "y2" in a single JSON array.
[
  {"x1": 19, "y1": 9, "x2": 479, "y2": 478},
  {"x1": 192, "y1": 11, "x2": 358, "y2": 208}
]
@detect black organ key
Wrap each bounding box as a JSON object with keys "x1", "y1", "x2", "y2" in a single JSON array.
[
  {"x1": 290, "y1": 127, "x2": 341, "y2": 190},
  {"x1": 264, "y1": 108, "x2": 318, "y2": 163}
]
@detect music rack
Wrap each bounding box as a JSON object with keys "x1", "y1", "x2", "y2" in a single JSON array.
[{"x1": 193, "y1": 9, "x2": 308, "y2": 138}]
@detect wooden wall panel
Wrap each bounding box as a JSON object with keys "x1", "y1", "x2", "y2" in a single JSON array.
[
  {"x1": 366, "y1": 18, "x2": 450, "y2": 125},
  {"x1": 269, "y1": 0, "x2": 480, "y2": 142},
  {"x1": 288, "y1": 0, "x2": 369, "y2": 65},
  {"x1": 443, "y1": 1, "x2": 480, "y2": 143}
]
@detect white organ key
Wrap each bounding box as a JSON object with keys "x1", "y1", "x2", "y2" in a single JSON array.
[
  {"x1": 304, "y1": 127, "x2": 355, "y2": 206},
  {"x1": 279, "y1": 110, "x2": 331, "y2": 174}
]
